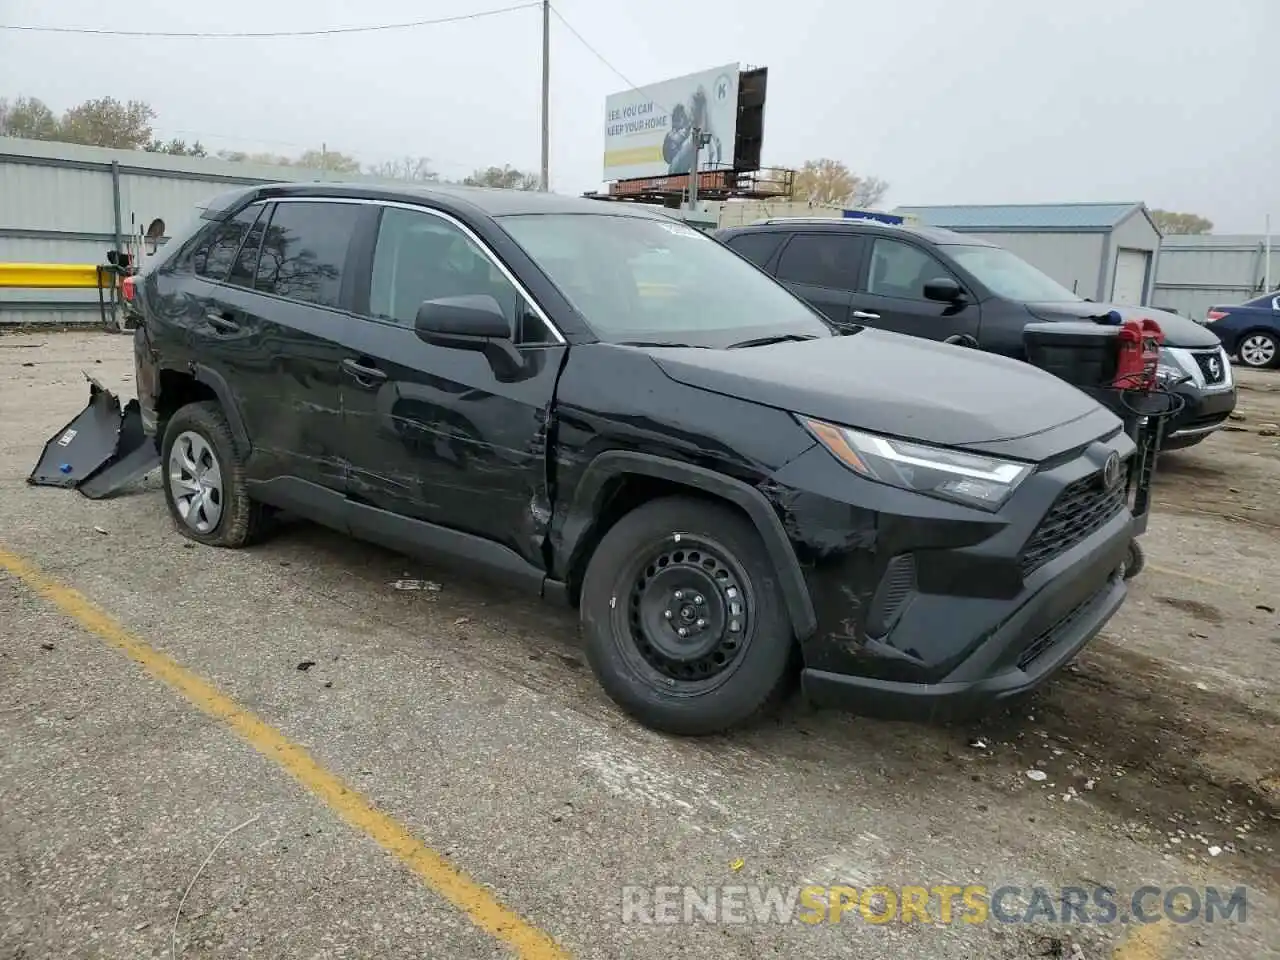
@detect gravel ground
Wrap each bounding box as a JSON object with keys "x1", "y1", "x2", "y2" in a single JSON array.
[{"x1": 1, "y1": 330, "x2": 1276, "y2": 960}]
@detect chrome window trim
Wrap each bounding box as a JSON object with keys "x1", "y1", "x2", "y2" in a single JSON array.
[{"x1": 268, "y1": 195, "x2": 566, "y2": 344}]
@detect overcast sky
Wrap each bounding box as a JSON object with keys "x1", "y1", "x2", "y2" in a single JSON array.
[{"x1": 1, "y1": 0, "x2": 1274, "y2": 232}]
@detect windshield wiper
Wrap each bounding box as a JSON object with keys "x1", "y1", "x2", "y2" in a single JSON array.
[
  {"x1": 616, "y1": 340, "x2": 707, "y2": 348},
  {"x1": 726, "y1": 334, "x2": 819, "y2": 349}
]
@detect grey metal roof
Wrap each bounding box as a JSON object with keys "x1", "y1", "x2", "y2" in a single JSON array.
[{"x1": 894, "y1": 202, "x2": 1145, "y2": 231}]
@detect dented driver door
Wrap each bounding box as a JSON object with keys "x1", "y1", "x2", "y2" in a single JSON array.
[{"x1": 335, "y1": 204, "x2": 565, "y2": 570}]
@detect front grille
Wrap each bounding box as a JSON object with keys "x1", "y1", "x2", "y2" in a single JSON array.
[
  {"x1": 1019, "y1": 473, "x2": 1126, "y2": 576},
  {"x1": 1190, "y1": 349, "x2": 1227, "y2": 385},
  {"x1": 1016, "y1": 589, "x2": 1102, "y2": 670}
]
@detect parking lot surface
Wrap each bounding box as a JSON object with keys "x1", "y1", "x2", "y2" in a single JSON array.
[{"x1": 2, "y1": 330, "x2": 1277, "y2": 959}]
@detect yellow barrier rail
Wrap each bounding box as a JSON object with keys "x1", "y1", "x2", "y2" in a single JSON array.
[{"x1": 0, "y1": 263, "x2": 115, "y2": 289}]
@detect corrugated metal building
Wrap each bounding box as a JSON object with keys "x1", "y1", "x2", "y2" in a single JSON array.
[
  {"x1": 893, "y1": 202, "x2": 1162, "y2": 306},
  {"x1": 1152, "y1": 234, "x2": 1279, "y2": 319},
  {"x1": 0, "y1": 136, "x2": 353, "y2": 325}
]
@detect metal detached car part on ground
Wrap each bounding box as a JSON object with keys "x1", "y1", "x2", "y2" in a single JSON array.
[{"x1": 117, "y1": 180, "x2": 1139, "y2": 735}]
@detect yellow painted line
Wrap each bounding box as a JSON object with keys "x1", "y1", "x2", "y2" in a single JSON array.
[
  {"x1": 0, "y1": 263, "x2": 114, "y2": 288},
  {"x1": 1111, "y1": 917, "x2": 1174, "y2": 960},
  {"x1": 0, "y1": 547, "x2": 570, "y2": 960}
]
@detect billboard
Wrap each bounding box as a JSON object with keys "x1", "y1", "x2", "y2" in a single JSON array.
[{"x1": 604, "y1": 64, "x2": 741, "y2": 182}]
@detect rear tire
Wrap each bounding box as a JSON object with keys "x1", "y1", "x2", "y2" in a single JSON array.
[
  {"x1": 580, "y1": 495, "x2": 796, "y2": 736},
  {"x1": 161, "y1": 401, "x2": 269, "y2": 548}
]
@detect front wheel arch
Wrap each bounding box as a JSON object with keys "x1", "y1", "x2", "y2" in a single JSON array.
[{"x1": 559, "y1": 452, "x2": 817, "y2": 642}]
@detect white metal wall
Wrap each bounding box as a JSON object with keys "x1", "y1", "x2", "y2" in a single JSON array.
[
  {"x1": 0, "y1": 136, "x2": 341, "y2": 325},
  {"x1": 963, "y1": 231, "x2": 1106, "y2": 298},
  {"x1": 1153, "y1": 235, "x2": 1279, "y2": 319}
]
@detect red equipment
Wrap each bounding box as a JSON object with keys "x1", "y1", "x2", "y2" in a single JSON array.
[{"x1": 1112, "y1": 317, "x2": 1163, "y2": 391}]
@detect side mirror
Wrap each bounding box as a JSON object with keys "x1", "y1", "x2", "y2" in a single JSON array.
[
  {"x1": 414, "y1": 295, "x2": 523, "y2": 379},
  {"x1": 923, "y1": 277, "x2": 965, "y2": 303}
]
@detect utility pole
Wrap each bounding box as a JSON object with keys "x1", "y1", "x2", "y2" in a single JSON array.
[
  {"x1": 1266, "y1": 214, "x2": 1273, "y2": 292},
  {"x1": 540, "y1": 0, "x2": 550, "y2": 191},
  {"x1": 685, "y1": 128, "x2": 711, "y2": 212}
]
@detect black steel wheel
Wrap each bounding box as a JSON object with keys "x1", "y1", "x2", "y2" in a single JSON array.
[{"x1": 580, "y1": 496, "x2": 796, "y2": 735}]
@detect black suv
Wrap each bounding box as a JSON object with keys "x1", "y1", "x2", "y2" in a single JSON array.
[
  {"x1": 715, "y1": 219, "x2": 1237, "y2": 450},
  {"x1": 133, "y1": 182, "x2": 1136, "y2": 736}
]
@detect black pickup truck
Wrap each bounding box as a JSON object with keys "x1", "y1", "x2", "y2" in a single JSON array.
[{"x1": 131, "y1": 182, "x2": 1136, "y2": 735}]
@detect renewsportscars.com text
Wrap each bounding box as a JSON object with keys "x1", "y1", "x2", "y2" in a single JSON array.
[{"x1": 620, "y1": 884, "x2": 1249, "y2": 926}]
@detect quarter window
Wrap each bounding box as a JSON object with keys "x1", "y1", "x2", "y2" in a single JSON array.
[
  {"x1": 226, "y1": 203, "x2": 269, "y2": 287},
  {"x1": 867, "y1": 238, "x2": 954, "y2": 300},
  {"x1": 726, "y1": 232, "x2": 785, "y2": 269},
  {"x1": 254, "y1": 201, "x2": 360, "y2": 308},
  {"x1": 192, "y1": 205, "x2": 260, "y2": 281}
]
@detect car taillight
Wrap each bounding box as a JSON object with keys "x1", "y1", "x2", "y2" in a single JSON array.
[
  {"x1": 1205, "y1": 309, "x2": 1227, "y2": 323},
  {"x1": 122, "y1": 276, "x2": 136, "y2": 302}
]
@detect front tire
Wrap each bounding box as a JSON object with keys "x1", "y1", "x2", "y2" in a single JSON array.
[
  {"x1": 1237, "y1": 331, "x2": 1279, "y2": 369},
  {"x1": 580, "y1": 496, "x2": 796, "y2": 736},
  {"x1": 161, "y1": 401, "x2": 268, "y2": 548},
  {"x1": 1123, "y1": 539, "x2": 1145, "y2": 580}
]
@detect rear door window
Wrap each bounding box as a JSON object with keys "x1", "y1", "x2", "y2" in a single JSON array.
[
  {"x1": 254, "y1": 201, "x2": 361, "y2": 308},
  {"x1": 775, "y1": 234, "x2": 864, "y2": 290},
  {"x1": 192, "y1": 205, "x2": 260, "y2": 281}
]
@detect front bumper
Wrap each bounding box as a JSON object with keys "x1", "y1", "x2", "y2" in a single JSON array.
[
  {"x1": 802, "y1": 545, "x2": 1127, "y2": 722},
  {"x1": 768, "y1": 429, "x2": 1135, "y2": 722},
  {"x1": 1160, "y1": 346, "x2": 1237, "y2": 447}
]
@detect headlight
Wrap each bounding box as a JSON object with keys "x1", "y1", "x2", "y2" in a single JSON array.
[
  {"x1": 799, "y1": 417, "x2": 1033, "y2": 511},
  {"x1": 1156, "y1": 346, "x2": 1191, "y2": 383}
]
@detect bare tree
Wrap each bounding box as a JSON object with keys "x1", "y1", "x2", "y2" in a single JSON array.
[
  {"x1": 367, "y1": 156, "x2": 439, "y2": 182},
  {"x1": 145, "y1": 137, "x2": 207, "y2": 157},
  {"x1": 0, "y1": 96, "x2": 60, "y2": 140},
  {"x1": 295, "y1": 148, "x2": 361, "y2": 174},
  {"x1": 1151, "y1": 209, "x2": 1213, "y2": 235},
  {"x1": 463, "y1": 164, "x2": 539, "y2": 190},
  {"x1": 58, "y1": 97, "x2": 156, "y2": 149},
  {"x1": 790, "y1": 158, "x2": 889, "y2": 208}
]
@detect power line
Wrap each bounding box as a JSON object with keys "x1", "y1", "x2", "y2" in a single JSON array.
[
  {"x1": 548, "y1": 4, "x2": 641, "y2": 92},
  {"x1": 0, "y1": 2, "x2": 539, "y2": 39}
]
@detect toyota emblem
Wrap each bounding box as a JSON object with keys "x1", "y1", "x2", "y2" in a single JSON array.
[{"x1": 1100, "y1": 452, "x2": 1122, "y2": 490}]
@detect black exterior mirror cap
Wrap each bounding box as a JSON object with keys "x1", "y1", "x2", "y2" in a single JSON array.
[
  {"x1": 923, "y1": 277, "x2": 965, "y2": 303},
  {"x1": 415, "y1": 295, "x2": 511, "y2": 344}
]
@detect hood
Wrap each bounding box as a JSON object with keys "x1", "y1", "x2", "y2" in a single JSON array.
[
  {"x1": 1023, "y1": 301, "x2": 1219, "y2": 349},
  {"x1": 648, "y1": 329, "x2": 1121, "y2": 459}
]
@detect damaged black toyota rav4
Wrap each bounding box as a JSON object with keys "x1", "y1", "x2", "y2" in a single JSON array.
[{"x1": 132, "y1": 183, "x2": 1136, "y2": 735}]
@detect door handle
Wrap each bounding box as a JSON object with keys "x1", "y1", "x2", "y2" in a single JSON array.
[
  {"x1": 206, "y1": 311, "x2": 240, "y2": 333},
  {"x1": 851, "y1": 310, "x2": 881, "y2": 321},
  {"x1": 341, "y1": 357, "x2": 388, "y2": 385}
]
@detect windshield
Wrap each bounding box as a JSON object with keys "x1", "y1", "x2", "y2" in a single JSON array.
[
  {"x1": 498, "y1": 213, "x2": 833, "y2": 346},
  {"x1": 946, "y1": 244, "x2": 1083, "y2": 303}
]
